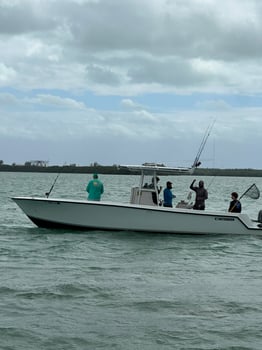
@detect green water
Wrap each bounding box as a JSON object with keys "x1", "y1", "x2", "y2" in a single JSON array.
[{"x1": 1, "y1": 172, "x2": 262, "y2": 349}]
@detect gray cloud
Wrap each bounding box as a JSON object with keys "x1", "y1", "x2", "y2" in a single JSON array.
[
  {"x1": 1, "y1": 0, "x2": 262, "y2": 93},
  {"x1": 0, "y1": 0, "x2": 56, "y2": 34},
  {"x1": 1, "y1": 0, "x2": 262, "y2": 168},
  {"x1": 86, "y1": 64, "x2": 121, "y2": 85}
]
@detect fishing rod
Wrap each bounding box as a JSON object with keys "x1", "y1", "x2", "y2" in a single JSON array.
[
  {"x1": 45, "y1": 173, "x2": 60, "y2": 198},
  {"x1": 206, "y1": 176, "x2": 216, "y2": 190},
  {"x1": 192, "y1": 119, "x2": 216, "y2": 168},
  {"x1": 180, "y1": 120, "x2": 215, "y2": 205}
]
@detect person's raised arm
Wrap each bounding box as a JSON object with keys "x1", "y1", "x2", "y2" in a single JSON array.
[{"x1": 190, "y1": 179, "x2": 196, "y2": 190}]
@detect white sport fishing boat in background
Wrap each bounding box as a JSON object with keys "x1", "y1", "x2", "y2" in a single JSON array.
[{"x1": 12, "y1": 122, "x2": 262, "y2": 234}]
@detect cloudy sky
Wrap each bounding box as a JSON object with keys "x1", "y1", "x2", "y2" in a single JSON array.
[{"x1": 1, "y1": 0, "x2": 262, "y2": 168}]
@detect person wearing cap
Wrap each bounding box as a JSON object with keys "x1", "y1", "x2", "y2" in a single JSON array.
[
  {"x1": 86, "y1": 174, "x2": 104, "y2": 201},
  {"x1": 163, "y1": 181, "x2": 176, "y2": 207},
  {"x1": 190, "y1": 179, "x2": 208, "y2": 210}
]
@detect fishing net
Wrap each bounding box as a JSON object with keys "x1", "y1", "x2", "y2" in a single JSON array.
[{"x1": 241, "y1": 183, "x2": 260, "y2": 200}]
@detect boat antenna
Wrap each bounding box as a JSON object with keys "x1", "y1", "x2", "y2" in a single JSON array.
[
  {"x1": 45, "y1": 173, "x2": 60, "y2": 198},
  {"x1": 192, "y1": 119, "x2": 215, "y2": 169}
]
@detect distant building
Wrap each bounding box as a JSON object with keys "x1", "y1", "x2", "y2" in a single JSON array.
[{"x1": 25, "y1": 160, "x2": 49, "y2": 167}]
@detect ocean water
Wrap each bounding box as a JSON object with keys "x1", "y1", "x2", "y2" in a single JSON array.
[{"x1": 1, "y1": 172, "x2": 262, "y2": 349}]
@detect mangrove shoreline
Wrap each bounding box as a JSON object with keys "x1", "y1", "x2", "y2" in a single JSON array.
[{"x1": 1, "y1": 164, "x2": 262, "y2": 177}]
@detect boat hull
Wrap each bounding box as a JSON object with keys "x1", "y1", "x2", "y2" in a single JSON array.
[{"x1": 12, "y1": 197, "x2": 262, "y2": 234}]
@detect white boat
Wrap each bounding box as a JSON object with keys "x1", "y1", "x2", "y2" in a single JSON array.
[
  {"x1": 12, "y1": 163, "x2": 262, "y2": 234},
  {"x1": 11, "y1": 121, "x2": 262, "y2": 234}
]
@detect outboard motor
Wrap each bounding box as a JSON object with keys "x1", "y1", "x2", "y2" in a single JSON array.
[{"x1": 257, "y1": 210, "x2": 262, "y2": 223}]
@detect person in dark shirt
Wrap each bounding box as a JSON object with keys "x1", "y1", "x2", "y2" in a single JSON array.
[
  {"x1": 190, "y1": 179, "x2": 208, "y2": 210},
  {"x1": 228, "y1": 192, "x2": 242, "y2": 213},
  {"x1": 148, "y1": 176, "x2": 162, "y2": 192},
  {"x1": 148, "y1": 176, "x2": 162, "y2": 205}
]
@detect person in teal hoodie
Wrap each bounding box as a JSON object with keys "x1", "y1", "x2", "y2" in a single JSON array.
[{"x1": 86, "y1": 174, "x2": 104, "y2": 201}]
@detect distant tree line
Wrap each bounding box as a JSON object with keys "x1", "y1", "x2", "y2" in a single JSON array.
[{"x1": 1, "y1": 161, "x2": 262, "y2": 177}]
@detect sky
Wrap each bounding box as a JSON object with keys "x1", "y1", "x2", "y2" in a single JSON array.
[{"x1": 1, "y1": 0, "x2": 262, "y2": 169}]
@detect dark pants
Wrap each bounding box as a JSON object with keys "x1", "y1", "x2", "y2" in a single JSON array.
[
  {"x1": 193, "y1": 204, "x2": 205, "y2": 210},
  {"x1": 163, "y1": 203, "x2": 173, "y2": 208}
]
